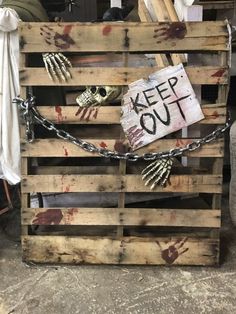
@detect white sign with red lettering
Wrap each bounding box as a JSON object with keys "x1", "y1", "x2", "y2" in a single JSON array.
[{"x1": 121, "y1": 64, "x2": 204, "y2": 150}]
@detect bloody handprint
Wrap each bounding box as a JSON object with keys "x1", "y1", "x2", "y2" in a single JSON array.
[
  {"x1": 32, "y1": 209, "x2": 63, "y2": 225},
  {"x1": 154, "y1": 22, "x2": 187, "y2": 44},
  {"x1": 156, "y1": 238, "x2": 189, "y2": 264},
  {"x1": 40, "y1": 25, "x2": 75, "y2": 50}
]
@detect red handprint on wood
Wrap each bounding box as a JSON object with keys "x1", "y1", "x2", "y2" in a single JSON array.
[
  {"x1": 32, "y1": 209, "x2": 63, "y2": 225},
  {"x1": 154, "y1": 22, "x2": 187, "y2": 44},
  {"x1": 156, "y1": 238, "x2": 189, "y2": 264},
  {"x1": 40, "y1": 25, "x2": 75, "y2": 50}
]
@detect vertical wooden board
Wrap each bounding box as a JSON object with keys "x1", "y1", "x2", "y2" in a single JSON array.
[{"x1": 22, "y1": 236, "x2": 219, "y2": 265}]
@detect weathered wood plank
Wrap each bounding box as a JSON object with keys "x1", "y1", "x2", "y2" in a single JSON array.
[
  {"x1": 19, "y1": 22, "x2": 228, "y2": 53},
  {"x1": 21, "y1": 174, "x2": 222, "y2": 193},
  {"x1": 22, "y1": 236, "x2": 219, "y2": 265},
  {"x1": 20, "y1": 66, "x2": 228, "y2": 86},
  {"x1": 21, "y1": 138, "x2": 224, "y2": 158},
  {"x1": 22, "y1": 208, "x2": 221, "y2": 228},
  {"x1": 34, "y1": 104, "x2": 226, "y2": 125}
]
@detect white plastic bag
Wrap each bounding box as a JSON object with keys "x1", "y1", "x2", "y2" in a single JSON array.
[{"x1": 0, "y1": 8, "x2": 21, "y2": 184}]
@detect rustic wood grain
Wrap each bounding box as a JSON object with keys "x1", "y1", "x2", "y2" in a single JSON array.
[
  {"x1": 20, "y1": 66, "x2": 228, "y2": 86},
  {"x1": 21, "y1": 138, "x2": 224, "y2": 158},
  {"x1": 21, "y1": 174, "x2": 222, "y2": 193},
  {"x1": 34, "y1": 104, "x2": 226, "y2": 125},
  {"x1": 22, "y1": 236, "x2": 219, "y2": 265},
  {"x1": 22, "y1": 207, "x2": 221, "y2": 228},
  {"x1": 19, "y1": 22, "x2": 229, "y2": 53}
]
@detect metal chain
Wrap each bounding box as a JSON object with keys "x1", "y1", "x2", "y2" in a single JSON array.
[{"x1": 15, "y1": 96, "x2": 231, "y2": 162}]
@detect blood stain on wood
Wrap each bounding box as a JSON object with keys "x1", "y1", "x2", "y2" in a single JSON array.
[
  {"x1": 155, "y1": 22, "x2": 187, "y2": 43},
  {"x1": 85, "y1": 108, "x2": 94, "y2": 122},
  {"x1": 211, "y1": 111, "x2": 219, "y2": 119},
  {"x1": 156, "y1": 238, "x2": 189, "y2": 264},
  {"x1": 55, "y1": 106, "x2": 63, "y2": 122},
  {"x1": 103, "y1": 25, "x2": 112, "y2": 36},
  {"x1": 63, "y1": 25, "x2": 73, "y2": 35},
  {"x1": 166, "y1": 22, "x2": 187, "y2": 39},
  {"x1": 80, "y1": 108, "x2": 89, "y2": 120},
  {"x1": 93, "y1": 108, "x2": 98, "y2": 119},
  {"x1": 32, "y1": 208, "x2": 63, "y2": 225},
  {"x1": 100, "y1": 142, "x2": 108, "y2": 149},
  {"x1": 63, "y1": 146, "x2": 69, "y2": 156},
  {"x1": 75, "y1": 107, "x2": 83, "y2": 116},
  {"x1": 211, "y1": 69, "x2": 226, "y2": 78}
]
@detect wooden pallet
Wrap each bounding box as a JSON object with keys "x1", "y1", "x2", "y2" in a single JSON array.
[{"x1": 19, "y1": 20, "x2": 229, "y2": 265}]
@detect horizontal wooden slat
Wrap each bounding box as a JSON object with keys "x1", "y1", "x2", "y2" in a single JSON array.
[
  {"x1": 21, "y1": 174, "x2": 222, "y2": 193},
  {"x1": 20, "y1": 66, "x2": 228, "y2": 86},
  {"x1": 22, "y1": 208, "x2": 221, "y2": 228},
  {"x1": 22, "y1": 235, "x2": 219, "y2": 265},
  {"x1": 19, "y1": 22, "x2": 228, "y2": 53},
  {"x1": 35, "y1": 104, "x2": 226, "y2": 125},
  {"x1": 21, "y1": 138, "x2": 224, "y2": 157}
]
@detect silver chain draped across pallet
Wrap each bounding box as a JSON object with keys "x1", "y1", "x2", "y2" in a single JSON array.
[{"x1": 15, "y1": 96, "x2": 231, "y2": 189}]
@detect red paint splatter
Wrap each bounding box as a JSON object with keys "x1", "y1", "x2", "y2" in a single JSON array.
[
  {"x1": 80, "y1": 108, "x2": 89, "y2": 120},
  {"x1": 93, "y1": 108, "x2": 98, "y2": 119},
  {"x1": 85, "y1": 108, "x2": 93, "y2": 122},
  {"x1": 63, "y1": 146, "x2": 69, "y2": 157},
  {"x1": 55, "y1": 106, "x2": 63, "y2": 123},
  {"x1": 127, "y1": 125, "x2": 144, "y2": 149},
  {"x1": 63, "y1": 25, "x2": 73, "y2": 35},
  {"x1": 103, "y1": 25, "x2": 112, "y2": 36},
  {"x1": 211, "y1": 69, "x2": 226, "y2": 78},
  {"x1": 75, "y1": 107, "x2": 83, "y2": 116},
  {"x1": 32, "y1": 209, "x2": 63, "y2": 225},
  {"x1": 212, "y1": 111, "x2": 219, "y2": 119},
  {"x1": 100, "y1": 141, "x2": 108, "y2": 149},
  {"x1": 75, "y1": 108, "x2": 98, "y2": 122}
]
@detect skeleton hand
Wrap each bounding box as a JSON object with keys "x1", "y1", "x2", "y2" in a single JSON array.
[
  {"x1": 42, "y1": 52, "x2": 72, "y2": 82},
  {"x1": 142, "y1": 158, "x2": 173, "y2": 189}
]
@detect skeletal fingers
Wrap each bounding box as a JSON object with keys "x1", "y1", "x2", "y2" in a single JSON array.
[
  {"x1": 42, "y1": 52, "x2": 72, "y2": 82},
  {"x1": 142, "y1": 158, "x2": 173, "y2": 189}
]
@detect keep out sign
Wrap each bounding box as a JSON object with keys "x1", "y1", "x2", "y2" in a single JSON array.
[{"x1": 121, "y1": 64, "x2": 204, "y2": 150}]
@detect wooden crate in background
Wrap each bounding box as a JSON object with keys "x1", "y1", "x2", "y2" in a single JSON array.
[{"x1": 19, "y1": 20, "x2": 229, "y2": 265}]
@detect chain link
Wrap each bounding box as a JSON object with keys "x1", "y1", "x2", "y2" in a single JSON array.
[{"x1": 14, "y1": 96, "x2": 231, "y2": 161}]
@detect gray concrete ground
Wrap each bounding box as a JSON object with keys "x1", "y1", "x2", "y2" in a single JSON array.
[{"x1": 0, "y1": 197, "x2": 236, "y2": 314}]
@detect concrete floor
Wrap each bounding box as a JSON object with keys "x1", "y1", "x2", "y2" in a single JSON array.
[{"x1": 0, "y1": 197, "x2": 236, "y2": 314}]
